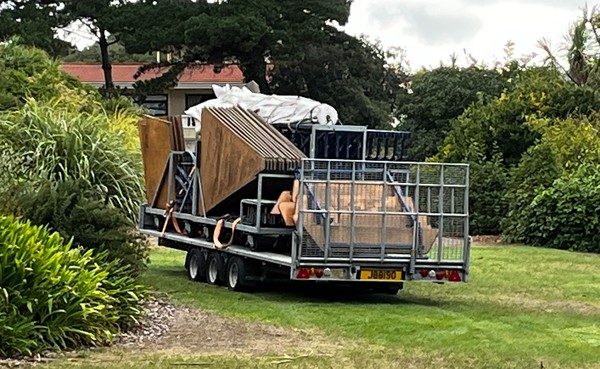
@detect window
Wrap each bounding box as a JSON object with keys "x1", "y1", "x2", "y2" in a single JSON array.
[
  {"x1": 185, "y1": 94, "x2": 215, "y2": 110},
  {"x1": 141, "y1": 95, "x2": 168, "y2": 116}
]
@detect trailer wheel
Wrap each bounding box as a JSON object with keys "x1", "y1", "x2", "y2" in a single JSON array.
[
  {"x1": 226, "y1": 256, "x2": 250, "y2": 291},
  {"x1": 206, "y1": 252, "x2": 225, "y2": 285},
  {"x1": 186, "y1": 248, "x2": 206, "y2": 282}
]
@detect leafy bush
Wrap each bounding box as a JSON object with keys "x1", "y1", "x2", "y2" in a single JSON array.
[
  {"x1": 0, "y1": 38, "x2": 91, "y2": 110},
  {"x1": 514, "y1": 165, "x2": 600, "y2": 253},
  {"x1": 0, "y1": 42, "x2": 147, "y2": 275},
  {"x1": 18, "y1": 179, "x2": 148, "y2": 275},
  {"x1": 503, "y1": 115, "x2": 600, "y2": 243},
  {"x1": 0, "y1": 98, "x2": 144, "y2": 222},
  {"x1": 468, "y1": 151, "x2": 509, "y2": 235},
  {"x1": 0, "y1": 215, "x2": 145, "y2": 357}
]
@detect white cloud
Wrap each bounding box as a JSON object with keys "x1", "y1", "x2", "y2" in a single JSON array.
[{"x1": 344, "y1": 0, "x2": 590, "y2": 69}]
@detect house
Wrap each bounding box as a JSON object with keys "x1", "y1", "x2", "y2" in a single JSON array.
[{"x1": 61, "y1": 63, "x2": 246, "y2": 116}]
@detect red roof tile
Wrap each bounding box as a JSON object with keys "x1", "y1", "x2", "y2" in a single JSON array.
[{"x1": 61, "y1": 63, "x2": 244, "y2": 83}]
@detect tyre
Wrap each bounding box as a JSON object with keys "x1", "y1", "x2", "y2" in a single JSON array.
[
  {"x1": 206, "y1": 252, "x2": 225, "y2": 285},
  {"x1": 186, "y1": 248, "x2": 206, "y2": 282},
  {"x1": 226, "y1": 256, "x2": 250, "y2": 291}
]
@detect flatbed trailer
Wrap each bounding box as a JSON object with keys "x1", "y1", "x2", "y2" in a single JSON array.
[{"x1": 137, "y1": 107, "x2": 470, "y2": 293}]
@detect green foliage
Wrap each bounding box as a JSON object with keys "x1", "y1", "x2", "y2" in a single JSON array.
[
  {"x1": 18, "y1": 179, "x2": 148, "y2": 275},
  {"x1": 512, "y1": 165, "x2": 600, "y2": 253},
  {"x1": 539, "y1": 6, "x2": 600, "y2": 89},
  {"x1": 270, "y1": 35, "x2": 402, "y2": 128},
  {"x1": 467, "y1": 149, "x2": 509, "y2": 235},
  {"x1": 503, "y1": 114, "x2": 600, "y2": 245},
  {"x1": 0, "y1": 42, "x2": 147, "y2": 272},
  {"x1": 0, "y1": 39, "x2": 89, "y2": 110},
  {"x1": 62, "y1": 40, "x2": 154, "y2": 64},
  {"x1": 0, "y1": 2, "x2": 73, "y2": 57},
  {"x1": 0, "y1": 98, "x2": 144, "y2": 221},
  {"x1": 438, "y1": 66, "x2": 594, "y2": 166},
  {"x1": 436, "y1": 65, "x2": 600, "y2": 235},
  {"x1": 113, "y1": 0, "x2": 352, "y2": 92},
  {"x1": 396, "y1": 66, "x2": 508, "y2": 160},
  {"x1": 0, "y1": 215, "x2": 145, "y2": 357}
]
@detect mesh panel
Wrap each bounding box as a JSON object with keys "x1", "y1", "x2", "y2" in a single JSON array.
[{"x1": 298, "y1": 160, "x2": 468, "y2": 262}]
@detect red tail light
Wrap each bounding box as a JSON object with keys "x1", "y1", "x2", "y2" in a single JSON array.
[
  {"x1": 435, "y1": 271, "x2": 445, "y2": 280},
  {"x1": 419, "y1": 269, "x2": 429, "y2": 277},
  {"x1": 314, "y1": 269, "x2": 324, "y2": 278},
  {"x1": 448, "y1": 270, "x2": 462, "y2": 282},
  {"x1": 296, "y1": 268, "x2": 310, "y2": 279}
]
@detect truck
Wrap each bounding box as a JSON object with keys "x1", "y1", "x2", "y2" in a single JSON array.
[{"x1": 137, "y1": 98, "x2": 470, "y2": 294}]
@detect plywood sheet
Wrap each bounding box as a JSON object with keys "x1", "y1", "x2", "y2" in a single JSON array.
[
  {"x1": 199, "y1": 107, "x2": 306, "y2": 213},
  {"x1": 138, "y1": 115, "x2": 173, "y2": 208}
]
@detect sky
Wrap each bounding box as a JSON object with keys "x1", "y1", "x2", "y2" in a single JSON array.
[{"x1": 342, "y1": 0, "x2": 592, "y2": 70}]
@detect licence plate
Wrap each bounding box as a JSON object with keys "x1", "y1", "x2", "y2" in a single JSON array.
[{"x1": 359, "y1": 269, "x2": 403, "y2": 281}]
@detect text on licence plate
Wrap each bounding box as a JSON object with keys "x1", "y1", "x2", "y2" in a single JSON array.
[{"x1": 360, "y1": 269, "x2": 403, "y2": 281}]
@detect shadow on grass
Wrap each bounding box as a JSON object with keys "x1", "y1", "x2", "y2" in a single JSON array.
[
  {"x1": 252, "y1": 281, "x2": 447, "y2": 307},
  {"x1": 145, "y1": 265, "x2": 446, "y2": 307}
]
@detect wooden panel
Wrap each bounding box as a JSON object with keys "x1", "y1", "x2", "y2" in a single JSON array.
[
  {"x1": 200, "y1": 109, "x2": 266, "y2": 212},
  {"x1": 138, "y1": 115, "x2": 173, "y2": 208},
  {"x1": 169, "y1": 115, "x2": 186, "y2": 152}
]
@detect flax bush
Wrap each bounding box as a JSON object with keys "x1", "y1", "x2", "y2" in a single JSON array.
[
  {"x1": 0, "y1": 216, "x2": 145, "y2": 357},
  {"x1": 0, "y1": 99, "x2": 144, "y2": 221}
]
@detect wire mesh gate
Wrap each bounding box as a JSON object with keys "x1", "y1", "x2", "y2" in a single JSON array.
[{"x1": 296, "y1": 159, "x2": 469, "y2": 264}]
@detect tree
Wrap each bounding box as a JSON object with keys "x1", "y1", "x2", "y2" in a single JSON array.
[
  {"x1": 62, "y1": 37, "x2": 154, "y2": 64},
  {"x1": 436, "y1": 65, "x2": 599, "y2": 235},
  {"x1": 269, "y1": 34, "x2": 403, "y2": 128},
  {"x1": 0, "y1": 1, "x2": 72, "y2": 57},
  {"x1": 539, "y1": 5, "x2": 600, "y2": 90},
  {"x1": 60, "y1": 0, "x2": 123, "y2": 90},
  {"x1": 112, "y1": 0, "x2": 352, "y2": 93},
  {"x1": 395, "y1": 66, "x2": 509, "y2": 161},
  {"x1": 0, "y1": 0, "x2": 125, "y2": 90}
]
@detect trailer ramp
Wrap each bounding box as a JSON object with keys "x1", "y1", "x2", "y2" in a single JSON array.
[{"x1": 297, "y1": 159, "x2": 469, "y2": 265}]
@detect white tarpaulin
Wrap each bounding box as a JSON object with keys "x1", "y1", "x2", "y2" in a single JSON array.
[{"x1": 184, "y1": 84, "x2": 339, "y2": 126}]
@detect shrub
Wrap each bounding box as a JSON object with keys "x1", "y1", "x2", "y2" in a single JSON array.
[
  {"x1": 0, "y1": 98, "x2": 144, "y2": 222},
  {"x1": 0, "y1": 216, "x2": 145, "y2": 357},
  {"x1": 18, "y1": 179, "x2": 149, "y2": 275},
  {"x1": 518, "y1": 165, "x2": 600, "y2": 253},
  {"x1": 0, "y1": 42, "x2": 147, "y2": 275},
  {"x1": 468, "y1": 152, "x2": 509, "y2": 235},
  {"x1": 503, "y1": 115, "x2": 600, "y2": 244},
  {"x1": 0, "y1": 39, "x2": 93, "y2": 110}
]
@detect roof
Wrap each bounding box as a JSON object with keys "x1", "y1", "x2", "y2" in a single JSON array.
[{"x1": 61, "y1": 63, "x2": 244, "y2": 89}]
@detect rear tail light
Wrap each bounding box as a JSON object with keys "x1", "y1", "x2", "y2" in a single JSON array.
[
  {"x1": 296, "y1": 268, "x2": 310, "y2": 279},
  {"x1": 435, "y1": 271, "x2": 445, "y2": 280},
  {"x1": 448, "y1": 270, "x2": 462, "y2": 282},
  {"x1": 419, "y1": 269, "x2": 429, "y2": 277},
  {"x1": 314, "y1": 269, "x2": 324, "y2": 278}
]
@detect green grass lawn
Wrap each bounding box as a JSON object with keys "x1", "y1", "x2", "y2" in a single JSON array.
[{"x1": 134, "y1": 245, "x2": 600, "y2": 369}]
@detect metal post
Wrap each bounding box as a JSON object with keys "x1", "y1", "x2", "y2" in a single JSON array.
[
  {"x1": 437, "y1": 165, "x2": 445, "y2": 263},
  {"x1": 350, "y1": 161, "x2": 356, "y2": 262},
  {"x1": 256, "y1": 174, "x2": 263, "y2": 232},
  {"x1": 167, "y1": 152, "x2": 174, "y2": 205},
  {"x1": 324, "y1": 161, "x2": 331, "y2": 262},
  {"x1": 297, "y1": 160, "x2": 306, "y2": 261},
  {"x1": 463, "y1": 164, "x2": 470, "y2": 269},
  {"x1": 380, "y1": 163, "x2": 387, "y2": 262},
  {"x1": 191, "y1": 171, "x2": 197, "y2": 216}
]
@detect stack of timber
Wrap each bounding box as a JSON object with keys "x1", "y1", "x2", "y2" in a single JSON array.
[
  {"x1": 199, "y1": 106, "x2": 306, "y2": 215},
  {"x1": 138, "y1": 115, "x2": 185, "y2": 209}
]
